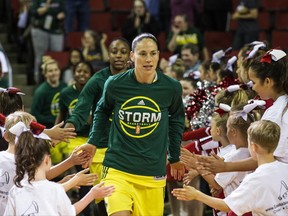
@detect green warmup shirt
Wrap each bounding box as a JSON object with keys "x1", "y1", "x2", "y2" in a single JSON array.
[
  {"x1": 88, "y1": 69, "x2": 185, "y2": 176},
  {"x1": 66, "y1": 67, "x2": 112, "y2": 147},
  {"x1": 31, "y1": 81, "x2": 66, "y2": 128},
  {"x1": 59, "y1": 85, "x2": 90, "y2": 137}
]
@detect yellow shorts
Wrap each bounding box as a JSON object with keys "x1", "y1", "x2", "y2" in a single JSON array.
[
  {"x1": 65, "y1": 137, "x2": 88, "y2": 155},
  {"x1": 89, "y1": 148, "x2": 107, "y2": 203},
  {"x1": 103, "y1": 167, "x2": 166, "y2": 216},
  {"x1": 50, "y1": 141, "x2": 67, "y2": 164}
]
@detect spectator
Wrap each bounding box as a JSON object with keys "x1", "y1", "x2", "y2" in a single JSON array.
[
  {"x1": 167, "y1": 14, "x2": 209, "y2": 61},
  {"x1": 181, "y1": 43, "x2": 201, "y2": 78},
  {"x1": 61, "y1": 48, "x2": 84, "y2": 85},
  {"x1": 31, "y1": 58, "x2": 66, "y2": 128},
  {"x1": 81, "y1": 30, "x2": 109, "y2": 71},
  {"x1": 232, "y1": 0, "x2": 259, "y2": 50},
  {"x1": 64, "y1": 0, "x2": 89, "y2": 33},
  {"x1": 122, "y1": 0, "x2": 161, "y2": 44},
  {"x1": 30, "y1": 0, "x2": 65, "y2": 83},
  {"x1": 170, "y1": 0, "x2": 201, "y2": 28}
]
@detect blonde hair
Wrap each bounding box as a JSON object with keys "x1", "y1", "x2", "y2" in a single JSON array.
[
  {"x1": 5, "y1": 111, "x2": 36, "y2": 143},
  {"x1": 215, "y1": 89, "x2": 250, "y2": 108},
  {"x1": 248, "y1": 120, "x2": 280, "y2": 153},
  {"x1": 212, "y1": 112, "x2": 229, "y2": 136},
  {"x1": 41, "y1": 57, "x2": 58, "y2": 75},
  {"x1": 229, "y1": 104, "x2": 261, "y2": 142}
]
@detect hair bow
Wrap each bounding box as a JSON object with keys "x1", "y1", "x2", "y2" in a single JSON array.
[
  {"x1": 260, "y1": 49, "x2": 287, "y2": 64},
  {"x1": 249, "y1": 41, "x2": 265, "y2": 46},
  {"x1": 188, "y1": 71, "x2": 200, "y2": 80},
  {"x1": 212, "y1": 50, "x2": 225, "y2": 63},
  {"x1": 227, "y1": 81, "x2": 252, "y2": 92},
  {"x1": 0, "y1": 113, "x2": 5, "y2": 137},
  {"x1": 0, "y1": 87, "x2": 25, "y2": 95},
  {"x1": 248, "y1": 99, "x2": 266, "y2": 109},
  {"x1": 246, "y1": 43, "x2": 266, "y2": 60},
  {"x1": 236, "y1": 103, "x2": 258, "y2": 121},
  {"x1": 214, "y1": 103, "x2": 231, "y2": 116},
  {"x1": 225, "y1": 56, "x2": 237, "y2": 72},
  {"x1": 9, "y1": 121, "x2": 50, "y2": 144}
]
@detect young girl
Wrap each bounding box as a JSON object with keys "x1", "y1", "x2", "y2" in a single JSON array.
[
  {"x1": 0, "y1": 111, "x2": 35, "y2": 215},
  {"x1": 4, "y1": 121, "x2": 115, "y2": 216},
  {"x1": 200, "y1": 49, "x2": 288, "y2": 173}
]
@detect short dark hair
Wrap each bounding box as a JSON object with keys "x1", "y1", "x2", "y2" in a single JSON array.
[{"x1": 181, "y1": 43, "x2": 199, "y2": 55}]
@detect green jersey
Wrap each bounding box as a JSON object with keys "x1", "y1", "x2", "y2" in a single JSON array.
[
  {"x1": 66, "y1": 67, "x2": 112, "y2": 147},
  {"x1": 31, "y1": 81, "x2": 66, "y2": 128},
  {"x1": 88, "y1": 69, "x2": 185, "y2": 176},
  {"x1": 59, "y1": 85, "x2": 90, "y2": 137}
]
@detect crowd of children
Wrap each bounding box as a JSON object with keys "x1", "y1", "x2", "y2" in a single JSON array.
[{"x1": 1, "y1": 30, "x2": 288, "y2": 216}]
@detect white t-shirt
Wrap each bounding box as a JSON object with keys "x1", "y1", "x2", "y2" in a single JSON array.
[
  {"x1": 215, "y1": 147, "x2": 251, "y2": 197},
  {"x1": 0, "y1": 151, "x2": 16, "y2": 215},
  {"x1": 262, "y1": 94, "x2": 288, "y2": 162},
  {"x1": 4, "y1": 179, "x2": 76, "y2": 216},
  {"x1": 224, "y1": 161, "x2": 288, "y2": 216},
  {"x1": 217, "y1": 144, "x2": 236, "y2": 159}
]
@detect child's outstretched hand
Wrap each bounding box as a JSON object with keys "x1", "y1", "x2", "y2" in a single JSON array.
[
  {"x1": 45, "y1": 121, "x2": 76, "y2": 144},
  {"x1": 171, "y1": 185, "x2": 198, "y2": 201},
  {"x1": 183, "y1": 169, "x2": 199, "y2": 186},
  {"x1": 91, "y1": 182, "x2": 115, "y2": 199},
  {"x1": 68, "y1": 146, "x2": 91, "y2": 166},
  {"x1": 74, "y1": 168, "x2": 98, "y2": 186}
]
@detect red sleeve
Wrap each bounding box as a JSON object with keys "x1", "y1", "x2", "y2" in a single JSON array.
[{"x1": 182, "y1": 127, "x2": 211, "y2": 141}]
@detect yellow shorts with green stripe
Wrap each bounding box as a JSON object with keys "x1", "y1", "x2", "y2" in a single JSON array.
[{"x1": 102, "y1": 167, "x2": 166, "y2": 216}]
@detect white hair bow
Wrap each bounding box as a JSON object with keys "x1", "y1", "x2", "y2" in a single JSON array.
[
  {"x1": 237, "y1": 103, "x2": 258, "y2": 121},
  {"x1": 212, "y1": 50, "x2": 225, "y2": 63},
  {"x1": 246, "y1": 43, "x2": 266, "y2": 60},
  {"x1": 225, "y1": 56, "x2": 238, "y2": 71},
  {"x1": 9, "y1": 122, "x2": 50, "y2": 144}
]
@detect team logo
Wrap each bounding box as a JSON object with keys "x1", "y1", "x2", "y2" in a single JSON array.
[
  {"x1": 118, "y1": 96, "x2": 161, "y2": 138},
  {"x1": 51, "y1": 92, "x2": 61, "y2": 116},
  {"x1": 68, "y1": 99, "x2": 78, "y2": 115}
]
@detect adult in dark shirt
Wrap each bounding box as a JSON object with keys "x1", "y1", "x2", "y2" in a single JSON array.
[
  {"x1": 232, "y1": 0, "x2": 259, "y2": 50},
  {"x1": 122, "y1": 0, "x2": 160, "y2": 44}
]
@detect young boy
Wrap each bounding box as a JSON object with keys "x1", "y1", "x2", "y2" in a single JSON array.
[{"x1": 172, "y1": 120, "x2": 288, "y2": 215}]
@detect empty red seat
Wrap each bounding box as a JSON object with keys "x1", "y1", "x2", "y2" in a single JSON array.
[
  {"x1": 204, "y1": 31, "x2": 234, "y2": 52},
  {"x1": 109, "y1": 0, "x2": 133, "y2": 12},
  {"x1": 89, "y1": 0, "x2": 105, "y2": 11},
  {"x1": 262, "y1": 0, "x2": 288, "y2": 11},
  {"x1": 106, "y1": 31, "x2": 123, "y2": 46},
  {"x1": 66, "y1": 32, "x2": 83, "y2": 49},
  {"x1": 157, "y1": 32, "x2": 167, "y2": 52},
  {"x1": 111, "y1": 12, "x2": 130, "y2": 31},
  {"x1": 159, "y1": 51, "x2": 173, "y2": 61},
  {"x1": 90, "y1": 12, "x2": 112, "y2": 32},
  {"x1": 272, "y1": 31, "x2": 288, "y2": 50},
  {"x1": 274, "y1": 12, "x2": 288, "y2": 30},
  {"x1": 45, "y1": 51, "x2": 70, "y2": 70},
  {"x1": 258, "y1": 12, "x2": 270, "y2": 31}
]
